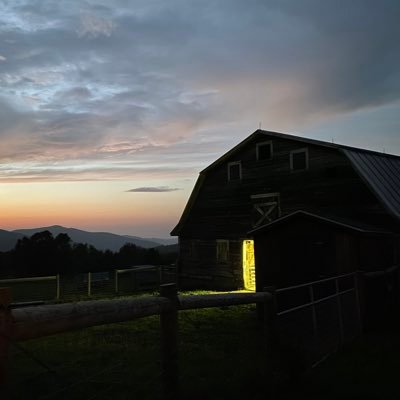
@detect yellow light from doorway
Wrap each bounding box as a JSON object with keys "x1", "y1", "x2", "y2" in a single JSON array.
[{"x1": 242, "y1": 240, "x2": 255, "y2": 291}]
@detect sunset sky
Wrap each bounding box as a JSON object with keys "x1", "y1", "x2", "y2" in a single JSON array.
[{"x1": 1, "y1": 0, "x2": 399, "y2": 237}]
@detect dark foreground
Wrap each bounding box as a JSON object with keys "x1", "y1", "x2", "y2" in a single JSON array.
[{"x1": 276, "y1": 315, "x2": 400, "y2": 400}]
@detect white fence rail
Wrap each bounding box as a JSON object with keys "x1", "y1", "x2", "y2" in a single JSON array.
[{"x1": 0, "y1": 265, "x2": 177, "y2": 303}]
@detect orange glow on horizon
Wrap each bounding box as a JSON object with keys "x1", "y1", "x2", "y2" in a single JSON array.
[{"x1": 0, "y1": 180, "x2": 191, "y2": 236}]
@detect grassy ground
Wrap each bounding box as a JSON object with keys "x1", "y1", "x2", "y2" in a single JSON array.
[
  {"x1": 10, "y1": 291, "x2": 400, "y2": 400},
  {"x1": 10, "y1": 298, "x2": 269, "y2": 400}
]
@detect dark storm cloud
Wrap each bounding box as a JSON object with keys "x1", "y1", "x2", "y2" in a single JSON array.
[
  {"x1": 0, "y1": 0, "x2": 399, "y2": 180},
  {"x1": 268, "y1": 0, "x2": 400, "y2": 111}
]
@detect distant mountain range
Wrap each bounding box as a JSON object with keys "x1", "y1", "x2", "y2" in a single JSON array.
[
  {"x1": 0, "y1": 225, "x2": 177, "y2": 252},
  {"x1": 0, "y1": 229, "x2": 24, "y2": 251}
]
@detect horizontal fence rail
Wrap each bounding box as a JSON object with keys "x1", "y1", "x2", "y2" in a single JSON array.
[
  {"x1": 275, "y1": 272, "x2": 358, "y2": 317},
  {"x1": 275, "y1": 272, "x2": 356, "y2": 294},
  {"x1": 12, "y1": 297, "x2": 172, "y2": 341},
  {"x1": 0, "y1": 276, "x2": 57, "y2": 284},
  {"x1": 12, "y1": 291, "x2": 271, "y2": 341}
]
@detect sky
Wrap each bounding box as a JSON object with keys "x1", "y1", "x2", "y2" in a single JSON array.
[{"x1": 0, "y1": 0, "x2": 399, "y2": 237}]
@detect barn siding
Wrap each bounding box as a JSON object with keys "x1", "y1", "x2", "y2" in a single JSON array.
[
  {"x1": 176, "y1": 132, "x2": 389, "y2": 290},
  {"x1": 179, "y1": 237, "x2": 244, "y2": 289}
]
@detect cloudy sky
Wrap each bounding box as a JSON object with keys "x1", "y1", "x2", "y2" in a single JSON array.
[{"x1": 0, "y1": 0, "x2": 399, "y2": 237}]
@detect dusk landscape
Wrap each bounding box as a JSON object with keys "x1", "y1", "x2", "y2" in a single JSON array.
[
  {"x1": 0, "y1": 0, "x2": 399, "y2": 238},
  {"x1": 1, "y1": 1, "x2": 400, "y2": 399}
]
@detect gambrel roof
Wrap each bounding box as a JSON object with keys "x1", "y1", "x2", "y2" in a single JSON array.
[
  {"x1": 171, "y1": 130, "x2": 400, "y2": 235},
  {"x1": 343, "y1": 149, "x2": 400, "y2": 221}
]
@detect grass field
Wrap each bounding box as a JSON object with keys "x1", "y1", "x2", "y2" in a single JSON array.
[
  {"x1": 11, "y1": 299, "x2": 269, "y2": 400},
  {"x1": 10, "y1": 292, "x2": 400, "y2": 400}
]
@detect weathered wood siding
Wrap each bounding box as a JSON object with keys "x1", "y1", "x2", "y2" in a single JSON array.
[
  {"x1": 177, "y1": 132, "x2": 389, "y2": 289},
  {"x1": 178, "y1": 237, "x2": 243, "y2": 289}
]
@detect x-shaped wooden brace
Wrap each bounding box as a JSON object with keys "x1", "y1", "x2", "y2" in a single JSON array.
[{"x1": 253, "y1": 201, "x2": 277, "y2": 227}]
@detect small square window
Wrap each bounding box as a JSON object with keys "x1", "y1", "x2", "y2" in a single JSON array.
[
  {"x1": 290, "y1": 148, "x2": 309, "y2": 171},
  {"x1": 217, "y1": 240, "x2": 229, "y2": 263},
  {"x1": 228, "y1": 161, "x2": 242, "y2": 181},
  {"x1": 256, "y1": 141, "x2": 273, "y2": 160}
]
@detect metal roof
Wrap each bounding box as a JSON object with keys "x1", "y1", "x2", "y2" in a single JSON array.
[
  {"x1": 343, "y1": 149, "x2": 400, "y2": 221},
  {"x1": 201, "y1": 129, "x2": 400, "y2": 174}
]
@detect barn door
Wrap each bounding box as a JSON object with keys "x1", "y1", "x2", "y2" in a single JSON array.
[
  {"x1": 251, "y1": 193, "x2": 281, "y2": 228},
  {"x1": 242, "y1": 240, "x2": 255, "y2": 290}
]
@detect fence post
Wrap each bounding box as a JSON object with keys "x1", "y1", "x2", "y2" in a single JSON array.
[
  {"x1": 263, "y1": 286, "x2": 277, "y2": 392},
  {"x1": 114, "y1": 270, "x2": 119, "y2": 294},
  {"x1": 335, "y1": 278, "x2": 344, "y2": 344},
  {"x1": 355, "y1": 272, "x2": 364, "y2": 334},
  {"x1": 87, "y1": 272, "x2": 92, "y2": 297},
  {"x1": 133, "y1": 270, "x2": 137, "y2": 292},
  {"x1": 263, "y1": 286, "x2": 277, "y2": 352},
  {"x1": 56, "y1": 274, "x2": 60, "y2": 300},
  {"x1": 160, "y1": 283, "x2": 179, "y2": 400},
  {"x1": 0, "y1": 287, "x2": 12, "y2": 399},
  {"x1": 309, "y1": 284, "x2": 318, "y2": 336}
]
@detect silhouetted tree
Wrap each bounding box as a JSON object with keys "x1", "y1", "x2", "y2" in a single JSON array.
[
  {"x1": 14, "y1": 231, "x2": 57, "y2": 275},
  {"x1": 2, "y1": 231, "x2": 176, "y2": 278}
]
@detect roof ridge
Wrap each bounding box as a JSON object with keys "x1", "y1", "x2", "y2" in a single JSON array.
[{"x1": 258, "y1": 129, "x2": 400, "y2": 158}]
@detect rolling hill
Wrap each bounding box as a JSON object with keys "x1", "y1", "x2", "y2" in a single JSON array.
[
  {"x1": 0, "y1": 226, "x2": 177, "y2": 252},
  {"x1": 0, "y1": 229, "x2": 24, "y2": 251}
]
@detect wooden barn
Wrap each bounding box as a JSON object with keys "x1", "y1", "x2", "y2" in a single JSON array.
[{"x1": 171, "y1": 130, "x2": 400, "y2": 290}]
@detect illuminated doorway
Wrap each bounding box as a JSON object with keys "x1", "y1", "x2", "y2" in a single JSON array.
[{"x1": 242, "y1": 240, "x2": 255, "y2": 290}]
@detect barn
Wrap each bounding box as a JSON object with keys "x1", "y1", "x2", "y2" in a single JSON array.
[{"x1": 171, "y1": 130, "x2": 400, "y2": 291}]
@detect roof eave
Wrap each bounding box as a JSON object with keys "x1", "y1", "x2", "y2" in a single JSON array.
[{"x1": 170, "y1": 173, "x2": 205, "y2": 236}]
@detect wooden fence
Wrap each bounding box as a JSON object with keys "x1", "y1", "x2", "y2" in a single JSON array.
[
  {"x1": 0, "y1": 272, "x2": 372, "y2": 399},
  {"x1": 0, "y1": 265, "x2": 177, "y2": 303},
  {"x1": 0, "y1": 284, "x2": 273, "y2": 400}
]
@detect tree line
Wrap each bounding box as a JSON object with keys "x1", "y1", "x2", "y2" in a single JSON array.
[{"x1": 0, "y1": 230, "x2": 177, "y2": 278}]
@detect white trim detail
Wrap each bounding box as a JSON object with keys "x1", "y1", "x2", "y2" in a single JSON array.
[
  {"x1": 227, "y1": 161, "x2": 242, "y2": 181},
  {"x1": 256, "y1": 140, "x2": 273, "y2": 161},
  {"x1": 290, "y1": 147, "x2": 309, "y2": 171}
]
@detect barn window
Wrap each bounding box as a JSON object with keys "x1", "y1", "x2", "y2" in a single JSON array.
[
  {"x1": 216, "y1": 240, "x2": 229, "y2": 263},
  {"x1": 290, "y1": 148, "x2": 309, "y2": 171},
  {"x1": 256, "y1": 141, "x2": 273, "y2": 161},
  {"x1": 188, "y1": 240, "x2": 200, "y2": 259},
  {"x1": 228, "y1": 161, "x2": 242, "y2": 181}
]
